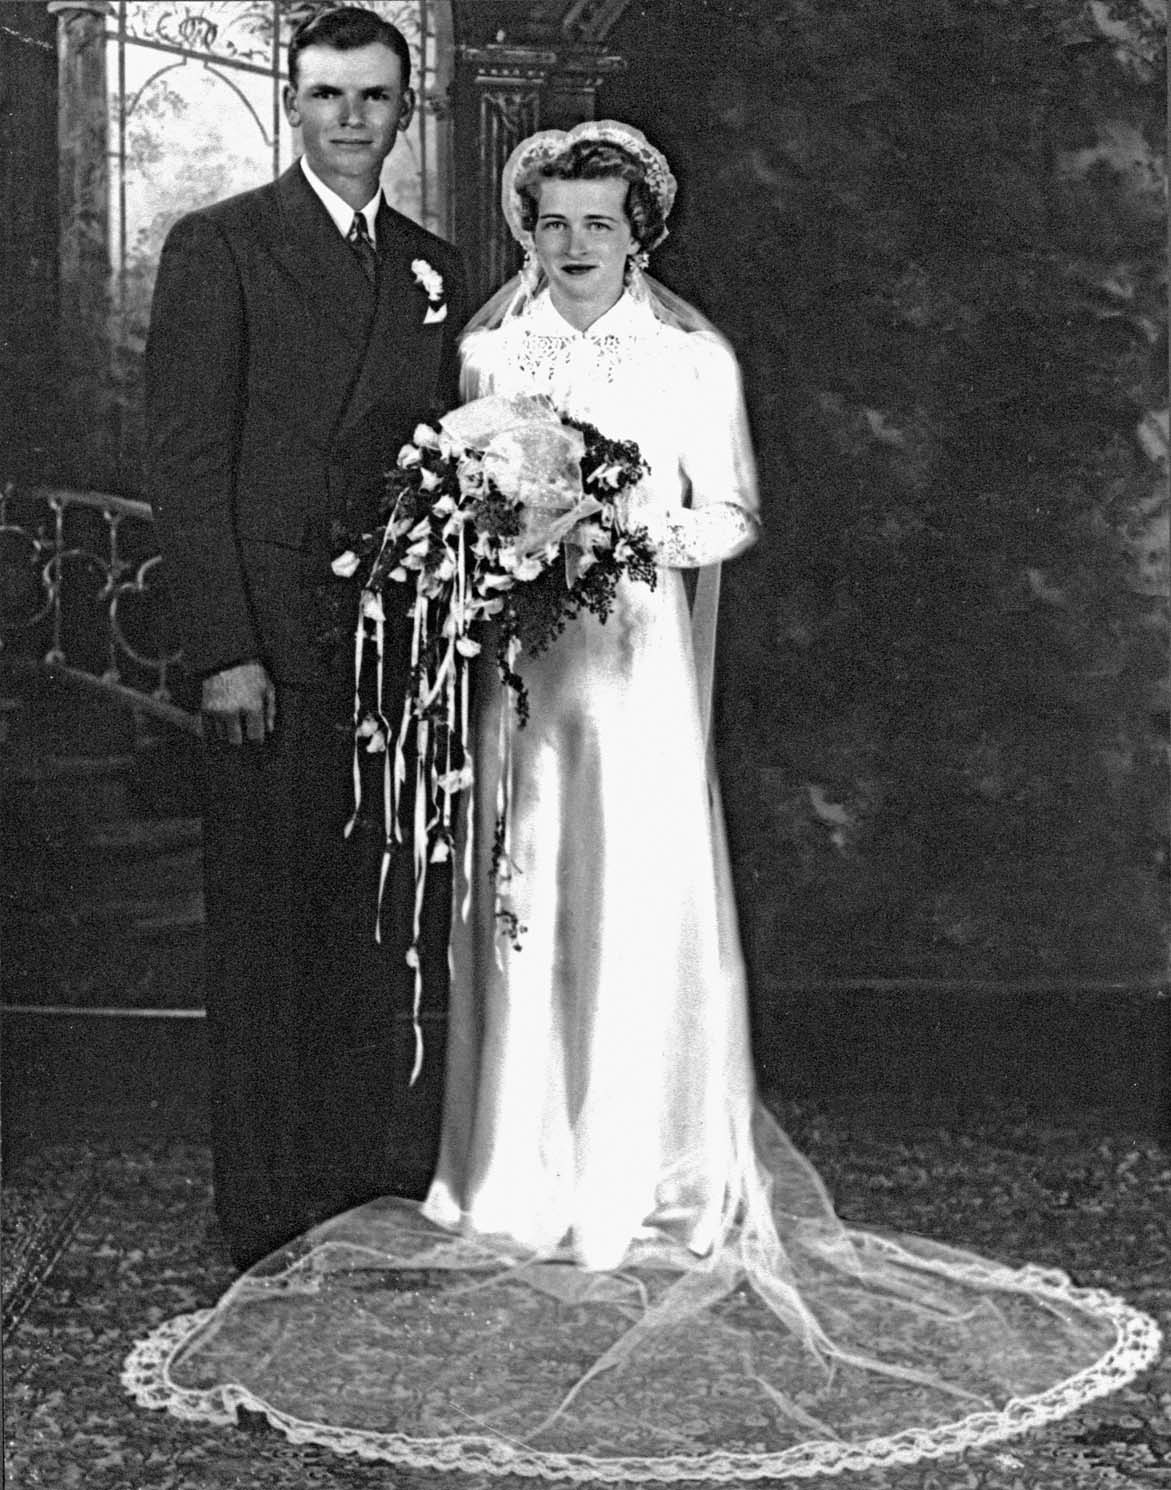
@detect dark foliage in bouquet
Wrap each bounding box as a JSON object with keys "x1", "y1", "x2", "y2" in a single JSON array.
[
  {"x1": 335, "y1": 402, "x2": 655, "y2": 727},
  {"x1": 332, "y1": 400, "x2": 657, "y2": 732}
]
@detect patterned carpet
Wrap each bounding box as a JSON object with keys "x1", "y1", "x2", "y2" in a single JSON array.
[{"x1": 3, "y1": 1106, "x2": 1169, "y2": 1489}]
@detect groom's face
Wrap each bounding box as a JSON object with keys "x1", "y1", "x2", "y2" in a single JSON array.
[{"x1": 284, "y1": 42, "x2": 414, "y2": 200}]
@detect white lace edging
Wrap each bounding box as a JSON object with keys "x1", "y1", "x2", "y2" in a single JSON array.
[
  {"x1": 651, "y1": 504, "x2": 758, "y2": 568},
  {"x1": 121, "y1": 1279, "x2": 1162, "y2": 1483}
]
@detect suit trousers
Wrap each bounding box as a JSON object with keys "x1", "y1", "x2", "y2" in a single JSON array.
[{"x1": 200, "y1": 680, "x2": 450, "y2": 1262}]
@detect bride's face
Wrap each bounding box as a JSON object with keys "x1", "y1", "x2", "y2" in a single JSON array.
[{"x1": 531, "y1": 177, "x2": 636, "y2": 329}]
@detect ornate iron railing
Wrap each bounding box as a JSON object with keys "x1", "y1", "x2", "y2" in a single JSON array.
[{"x1": 0, "y1": 480, "x2": 202, "y2": 735}]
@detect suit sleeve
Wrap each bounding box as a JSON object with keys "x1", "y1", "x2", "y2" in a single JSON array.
[{"x1": 145, "y1": 213, "x2": 259, "y2": 678}]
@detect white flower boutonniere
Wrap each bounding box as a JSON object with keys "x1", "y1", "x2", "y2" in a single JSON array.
[{"x1": 412, "y1": 258, "x2": 447, "y2": 323}]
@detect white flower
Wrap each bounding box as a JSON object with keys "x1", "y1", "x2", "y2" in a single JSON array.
[
  {"x1": 330, "y1": 549, "x2": 361, "y2": 579},
  {"x1": 355, "y1": 714, "x2": 386, "y2": 753},
  {"x1": 411, "y1": 258, "x2": 444, "y2": 303},
  {"x1": 455, "y1": 636, "x2": 481, "y2": 657},
  {"x1": 587, "y1": 461, "x2": 624, "y2": 489},
  {"x1": 398, "y1": 443, "x2": 422, "y2": 468},
  {"x1": 360, "y1": 591, "x2": 384, "y2": 622},
  {"x1": 573, "y1": 520, "x2": 608, "y2": 551},
  {"x1": 435, "y1": 765, "x2": 474, "y2": 794},
  {"x1": 458, "y1": 462, "x2": 486, "y2": 497},
  {"x1": 418, "y1": 465, "x2": 442, "y2": 492},
  {"x1": 413, "y1": 423, "x2": 441, "y2": 448}
]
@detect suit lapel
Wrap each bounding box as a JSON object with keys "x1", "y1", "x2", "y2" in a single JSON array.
[
  {"x1": 338, "y1": 205, "x2": 434, "y2": 436},
  {"x1": 267, "y1": 164, "x2": 376, "y2": 357},
  {"x1": 262, "y1": 168, "x2": 439, "y2": 445}
]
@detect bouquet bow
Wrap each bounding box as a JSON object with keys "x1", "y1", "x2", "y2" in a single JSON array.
[{"x1": 441, "y1": 395, "x2": 603, "y2": 564}]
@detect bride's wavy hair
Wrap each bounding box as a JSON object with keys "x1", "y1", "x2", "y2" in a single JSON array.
[{"x1": 515, "y1": 142, "x2": 668, "y2": 252}]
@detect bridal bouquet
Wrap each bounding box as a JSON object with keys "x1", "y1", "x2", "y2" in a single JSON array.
[{"x1": 331, "y1": 395, "x2": 656, "y2": 1077}]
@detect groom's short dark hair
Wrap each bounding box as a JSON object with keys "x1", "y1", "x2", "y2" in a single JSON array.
[{"x1": 288, "y1": 6, "x2": 412, "y2": 89}]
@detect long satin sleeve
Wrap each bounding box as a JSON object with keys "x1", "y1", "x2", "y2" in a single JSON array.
[{"x1": 643, "y1": 331, "x2": 760, "y2": 568}]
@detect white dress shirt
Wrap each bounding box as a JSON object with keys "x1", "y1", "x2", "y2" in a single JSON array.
[{"x1": 300, "y1": 156, "x2": 381, "y2": 245}]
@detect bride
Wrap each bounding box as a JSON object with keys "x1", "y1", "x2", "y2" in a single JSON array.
[{"x1": 124, "y1": 122, "x2": 1160, "y2": 1482}]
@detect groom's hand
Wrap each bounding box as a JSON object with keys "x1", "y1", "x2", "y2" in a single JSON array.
[{"x1": 201, "y1": 660, "x2": 277, "y2": 746}]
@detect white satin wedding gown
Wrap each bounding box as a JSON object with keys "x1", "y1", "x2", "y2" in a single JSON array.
[
  {"x1": 123, "y1": 289, "x2": 1159, "y2": 1482},
  {"x1": 423, "y1": 290, "x2": 760, "y2": 1270}
]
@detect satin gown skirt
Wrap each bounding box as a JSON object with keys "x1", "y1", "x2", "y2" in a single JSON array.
[{"x1": 424, "y1": 565, "x2": 752, "y2": 1270}]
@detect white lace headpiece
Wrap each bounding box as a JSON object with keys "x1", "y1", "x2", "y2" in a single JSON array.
[
  {"x1": 466, "y1": 120, "x2": 702, "y2": 338},
  {"x1": 500, "y1": 120, "x2": 678, "y2": 252}
]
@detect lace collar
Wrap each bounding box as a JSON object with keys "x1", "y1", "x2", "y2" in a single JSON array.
[{"x1": 522, "y1": 290, "x2": 653, "y2": 341}]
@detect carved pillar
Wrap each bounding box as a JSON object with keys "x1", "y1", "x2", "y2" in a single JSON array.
[
  {"x1": 455, "y1": 45, "x2": 556, "y2": 305},
  {"x1": 49, "y1": 0, "x2": 113, "y2": 477},
  {"x1": 542, "y1": 44, "x2": 624, "y2": 131}
]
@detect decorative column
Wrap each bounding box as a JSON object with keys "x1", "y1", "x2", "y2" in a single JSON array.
[
  {"x1": 454, "y1": 45, "x2": 556, "y2": 305},
  {"x1": 49, "y1": 0, "x2": 113, "y2": 478},
  {"x1": 541, "y1": 44, "x2": 624, "y2": 131}
]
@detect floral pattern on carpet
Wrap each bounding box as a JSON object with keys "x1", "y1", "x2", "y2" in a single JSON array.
[{"x1": 3, "y1": 1108, "x2": 1168, "y2": 1489}]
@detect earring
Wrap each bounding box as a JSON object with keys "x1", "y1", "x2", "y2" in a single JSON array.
[{"x1": 625, "y1": 250, "x2": 650, "y2": 291}]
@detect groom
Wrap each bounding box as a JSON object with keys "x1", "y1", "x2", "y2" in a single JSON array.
[{"x1": 146, "y1": 7, "x2": 466, "y2": 1269}]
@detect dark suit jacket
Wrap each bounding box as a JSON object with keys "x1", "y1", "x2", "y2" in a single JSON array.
[{"x1": 146, "y1": 163, "x2": 466, "y2": 685}]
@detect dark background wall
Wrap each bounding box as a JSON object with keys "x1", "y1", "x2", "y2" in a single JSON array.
[{"x1": 601, "y1": 0, "x2": 1168, "y2": 991}]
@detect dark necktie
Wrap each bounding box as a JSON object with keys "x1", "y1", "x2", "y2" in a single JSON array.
[{"x1": 347, "y1": 211, "x2": 378, "y2": 286}]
